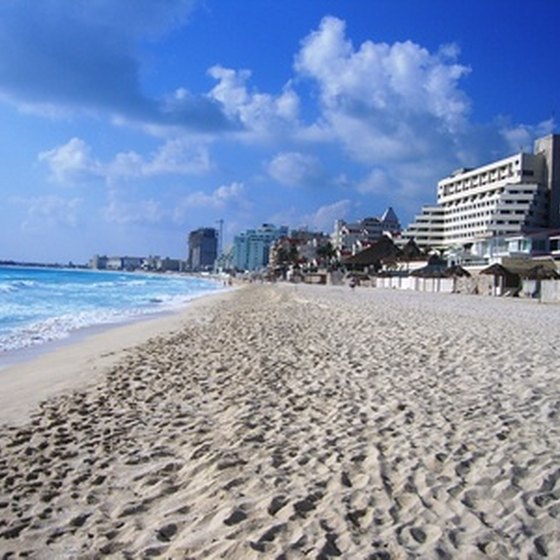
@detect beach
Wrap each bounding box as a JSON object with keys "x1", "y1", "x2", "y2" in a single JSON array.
[{"x1": 1, "y1": 284, "x2": 559, "y2": 558}]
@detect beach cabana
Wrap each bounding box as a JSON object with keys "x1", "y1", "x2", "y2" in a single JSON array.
[
  {"x1": 519, "y1": 264, "x2": 560, "y2": 300},
  {"x1": 521, "y1": 264, "x2": 560, "y2": 280},
  {"x1": 480, "y1": 263, "x2": 520, "y2": 296},
  {"x1": 408, "y1": 264, "x2": 452, "y2": 293},
  {"x1": 442, "y1": 264, "x2": 472, "y2": 293}
]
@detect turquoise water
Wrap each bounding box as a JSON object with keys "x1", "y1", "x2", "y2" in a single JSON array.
[{"x1": 0, "y1": 266, "x2": 222, "y2": 354}]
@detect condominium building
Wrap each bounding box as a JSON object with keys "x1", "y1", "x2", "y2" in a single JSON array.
[
  {"x1": 332, "y1": 207, "x2": 401, "y2": 253},
  {"x1": 233, "y1": 223, "x2": 288, "y2": 272},
  {"x1": 188, "y1": 228, "x2": 218, "y2": 271},
  {"x1": 403, "y1": 134, "x2": 560, "y2": 249}
]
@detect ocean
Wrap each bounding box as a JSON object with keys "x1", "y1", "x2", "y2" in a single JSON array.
[{"x1": 0, "y1": 266, "x2": 224, "y2": 360}]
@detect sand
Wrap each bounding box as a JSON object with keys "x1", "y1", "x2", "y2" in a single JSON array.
[{"x1": 0, "y1": 283, "x2": 559, "y2": 559}]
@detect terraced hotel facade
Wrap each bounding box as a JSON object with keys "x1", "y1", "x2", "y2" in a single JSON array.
[{"x1": 403, "y1": 134, "x2": 560, "y2": 250}]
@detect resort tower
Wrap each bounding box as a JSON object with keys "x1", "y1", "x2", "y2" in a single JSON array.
[{"x1": 403, "y1": 134, "x2": 560, "y2": 249}]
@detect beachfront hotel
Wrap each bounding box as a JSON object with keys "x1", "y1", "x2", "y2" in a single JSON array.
[
  {"x1": 402, "y1": 134, "x2": 560, "y2": 251},
  {"x1": 233, "y1": 223, "x2": 289, "y2": 272}
]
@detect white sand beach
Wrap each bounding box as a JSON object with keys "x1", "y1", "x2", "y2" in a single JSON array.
[{"x1": 1, "y1": 284, "x2": 559, "y2": 559}]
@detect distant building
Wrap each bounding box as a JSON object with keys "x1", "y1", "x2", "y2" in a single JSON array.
[
  {"x1": 214, "y1": 246, "x2": 234, "y2": 273},
  {"x1": 269, "y1": 230, "x2": 331, "y2": 270},
  {"x1": 188, "y1": 228, "x2": 218, "y2": 271},
  {"x1": 233, "y1": 223, "x2": 288, "y2": 271},
  {"x1": 91, "y1": 256, "x2": 144, "y2": 271},
  {"x1": 332, "y1": 207, "x2": 401, "y2": 255},
  {"x1": 89, "y1": 254, "x2": 184, "y2": 272},
  {"x1": 106, "y1": 257, "x2": 123, "y2": 270},
  {"x1": 402, "y1": 134, "x2": 560, "y2": 250},
  {"x1": 143, "y1": 255, "x2": 183, "y2": 272},
  {"x1": 89, "y1": 255, "x2": 108, "y2": 269}
]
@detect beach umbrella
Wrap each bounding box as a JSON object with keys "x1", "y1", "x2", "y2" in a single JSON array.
[{"x1": 522, "y1": 265, "x2": 560, "y2": 280}]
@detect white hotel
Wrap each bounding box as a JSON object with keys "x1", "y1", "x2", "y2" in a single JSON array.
[{"x1": 403, "y1": 134, "x2": 560, "y2": 250}]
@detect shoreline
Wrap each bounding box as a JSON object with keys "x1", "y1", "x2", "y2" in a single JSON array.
[
  {"x1": 0, "y1": 285, "x2": 231, "y2": 372},
  {"x1": 0, "y1": 287, "x2": 237, "y2": 426},
  {"x1": 0, "y1": 264, "x2": 228, "y2": 369},
  {"x1": 1, "y1": 283, "x2": 559, "y2": 558}
]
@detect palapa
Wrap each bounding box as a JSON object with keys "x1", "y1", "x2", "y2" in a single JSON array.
[
  {"x1": 479, "y1": 263, "x2": 513, "y2": 277},
  {"x1": 342, "y1": 236, "x2": 400, "y2": 269},
  {"x1": 443, "y1": 264, "x2": 471, "y2": 278},
  {"x1": 522, "y1": 265, "x2": 560, "y2": 280},
  {"x1": 410, "y1": 266, "x2": 447, "y2": 278}
]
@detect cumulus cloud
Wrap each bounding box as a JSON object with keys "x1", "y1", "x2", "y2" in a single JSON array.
[
  {"x1": 294, "y1": 16, "x2": 471, "y2": 163},
  {"x1": 108, "y1": 139, "x2": 213, "y2": 181},
  {"x1": 39, "y1": 137, "x2": 212, "y2": 185},
  {"x1": 38, "y1": 138, "x2": 102, "y2": 184},
  {"x1": 303, "y1": 199, "x2": 353, "y2": 231},
  {"x1": 208, "y1": 66, "x2": 300, "y2": 139},
  {"x1": 173, "y1": 182, "x2": 249, "y2": 224},
  {"x1": 266, "y1": 152, "x2": 324, "y2": 187},
  {"x1": 501, "y1": 118, "x2": 555, "y2": 153}
]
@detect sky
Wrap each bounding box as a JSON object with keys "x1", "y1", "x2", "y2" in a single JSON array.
[{"x1": 1, "y1": 0, "x2": 559, "y2": 263}]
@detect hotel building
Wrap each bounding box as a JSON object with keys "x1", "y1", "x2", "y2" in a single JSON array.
[
  {"x1": 403, "y1": 134, "x2": 560, "y2": 250},
  {"x1": 233, "y1": 223, "x2": 289, "y2": 272}
]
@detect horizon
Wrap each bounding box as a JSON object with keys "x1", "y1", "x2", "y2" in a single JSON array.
[{"x1": 1, "y1": 1, "x2": 559, "y2": 263}]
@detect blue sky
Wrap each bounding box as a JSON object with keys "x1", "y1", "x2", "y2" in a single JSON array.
[{"x1": 1, "y1": 0, "x2": 559, "y2": 263}]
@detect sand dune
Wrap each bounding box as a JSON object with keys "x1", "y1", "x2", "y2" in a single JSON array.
[{"x1": 1, "y1": 284, "x2": 559, "y2": 558}]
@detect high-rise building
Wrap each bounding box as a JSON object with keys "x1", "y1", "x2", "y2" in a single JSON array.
[
  {"x1": 403, "y1": 134, "x2": 560, "y2": 249},
  {"x1": 233, "y1": 223, "x2": 288, "y2": 271},
  {"x1": 188, "y1": 228, "x2": 218, "y2": 271}
]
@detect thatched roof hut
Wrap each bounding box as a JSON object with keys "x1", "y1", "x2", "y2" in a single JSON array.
[
  {"x1": 522, "y1": 264, "x2": 560, "y2": 280},
  {"x1": 480, "y1": 263, "x2": 520, "y2": 291},
  {"x1": 443, "y1": 264, "x2": 471, "y2": 278},
  {"x1": 480, "y1": 263, "x2": 513, "y2": 277},
  {"x1": 400, "y1": 238, "x2": 424, "y2": 261},
  {"x1": 410, "y1": 266, "x2": 447, "y2": 278},
  {"x1": 342, "y1": 236, "x2": 400, "y2": 270}
]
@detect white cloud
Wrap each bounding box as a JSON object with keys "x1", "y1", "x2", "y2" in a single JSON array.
[
  {"x1": 173, "y1": 182, "x2": 248, "y2": 224},
  {"x1": 294, "y1": 16, "x2": 471, "y2": 163},
  {"x1": 38, "y1": 137, "x2": 101, "y2": 184},
  {"x1": 208, "y1": 65, "x2": 300, "y2": 139},
  {"x1": 303, "y1": 199, "x2": 353, "y2": 231},
  {"x1": 501, "y1": 118, "x2": 555, "y2": 153},
  {"x1": 266, "y1": 152, "x2": 324, "y2": 187},
  {"x1": 107, "y1": 139, "x2": 212, "y2": 181},
  {"x1": 39, "y1": 137, "x2": 212, "y2": 186}
]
